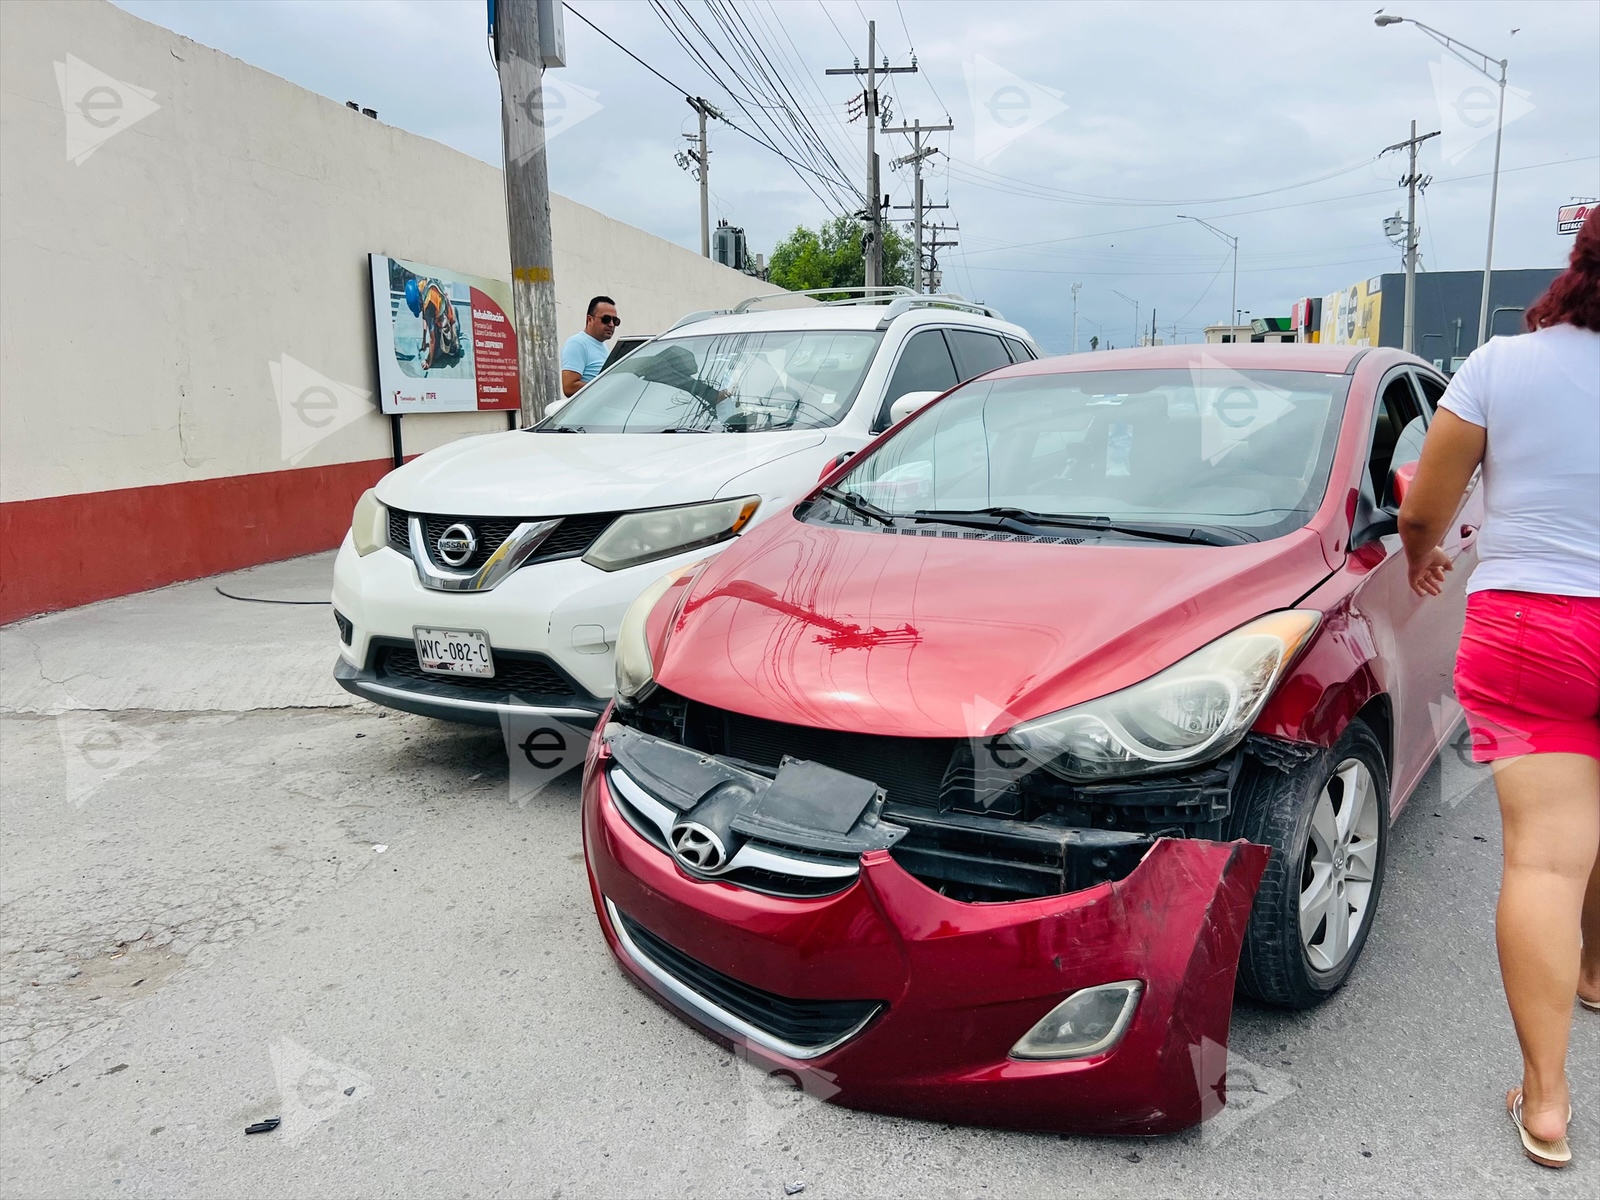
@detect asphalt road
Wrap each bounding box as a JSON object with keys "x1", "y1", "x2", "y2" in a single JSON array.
[{"x1": 1, "y1": 554, "x2": 1595, "y2": 1199}]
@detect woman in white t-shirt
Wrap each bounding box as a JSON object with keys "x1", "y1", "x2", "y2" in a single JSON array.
[{"x1": 1401, "y1": 214, "x2": 1600, "y2": 1170}]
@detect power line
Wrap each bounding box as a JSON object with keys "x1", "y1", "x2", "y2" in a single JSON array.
[{"x1": 563, "y1": 1, "x2": 858, "y2": 208}]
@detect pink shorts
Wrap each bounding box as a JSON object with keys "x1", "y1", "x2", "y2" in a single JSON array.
[{"x1": 1454, "y1": 589, "x2": 1600, "y2": 763}]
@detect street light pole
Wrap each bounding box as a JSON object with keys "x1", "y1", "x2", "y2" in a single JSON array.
[
  {"x1": 1111, "y1": 289, "x2": 1138, "y2": 346},
  {"x1": 1177, "y1": 214, "x2": 1239, "y2": 338},
  {"x1": 1376, "y1": 13, "x2": 1509, "y2": 349},
  {"x1": 1071, "y1": 281, "x2": 1082, "y2": 353}
]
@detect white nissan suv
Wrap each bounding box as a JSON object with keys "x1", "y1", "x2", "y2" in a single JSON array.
[{"x1": 332, "y1": 288, "x2": 1040, "y2": 726}]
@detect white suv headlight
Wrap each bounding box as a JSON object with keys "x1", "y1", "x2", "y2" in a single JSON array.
[
  {"x1": 351, "y1": 489, "x2": 388, "y2": 557},
  {"x1": 583, "y1": 496, "x2": 760, "y2": 573},
  {"x1": 614, "y1": 564, "x2": 698, "y2": 701},
  {"x1": 1006, "y1": 610, "x2": 1321, "y2": 782}
]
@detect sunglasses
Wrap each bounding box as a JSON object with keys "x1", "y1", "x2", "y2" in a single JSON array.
[{"x1": 598, "y1": 314, "x2": 621, "y2": 327}]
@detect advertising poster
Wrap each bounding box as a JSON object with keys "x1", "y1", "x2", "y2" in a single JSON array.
[
  {"x1": 1320, "y1": 276, "x2": 1383, "y2": 346},
  {"x1": 370, "y1": 254, "x2": 521, "y2": 414}
]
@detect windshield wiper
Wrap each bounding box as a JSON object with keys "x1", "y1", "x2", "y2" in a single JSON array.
[
  {"x1": 820, "y1": 486, "x2": 896, "y2": 527},
  {"x1": 539, "y1": 424, "x2": 586, "y2": 433},
  {"x1": 655, "y1": 426, "x2": 714, "y2": 434},
  {"x1": 910, "y1": 507, "x2": 1250, "y2": 546}
]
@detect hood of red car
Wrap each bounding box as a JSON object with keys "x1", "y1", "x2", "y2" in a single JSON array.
[{"x1": 654, "y1": 514, "x2": 1333, "y2": 738}]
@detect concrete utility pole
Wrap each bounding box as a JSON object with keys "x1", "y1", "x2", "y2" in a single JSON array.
[
  {"x1": 1071, "y1": 282, "x2": 1082, "y2": 353},
  {"x1": 497, "y1": 0, "x2": 559, "y2": 427},
  {"x1": 1112, "y1": 289, "x2": 1139, "y2": 347},
  {"x1": 684, "y1": 97, "x2": 719, "y2": 258},
  {"x1": 925, "y1": 222, "x2": 959, "y2": 293},
  {"x1": 828, "y1": 21, "x2": 916, "y2": 288},
  {"x1": 888, "y1": 118, "x2": 953, "y2": 292},
  {"x1": 1382, "y1": 121, "x2": 1439, "y2": 354}
]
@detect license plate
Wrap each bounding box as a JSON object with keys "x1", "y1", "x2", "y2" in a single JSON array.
[{"x1": 414, "y1": 627, "x2": 494, "y2": 677}]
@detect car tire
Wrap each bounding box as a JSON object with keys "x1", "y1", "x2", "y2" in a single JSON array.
[{"x1": 1228, "y1": 719, "x2": 1389, "y2": 1009}]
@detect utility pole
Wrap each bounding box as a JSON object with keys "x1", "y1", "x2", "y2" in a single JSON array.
[
  {"x1": 925, "y1": 222, "x2": 959, "y2": 293},
  {"x1": 682, "y1": 97, "x2": 720, "y2": 258},
  {"x1": 888, "y1": 117, "x2": 953, "y2": 293},
  {"x1": 1071, "y1": 282, "x2": 1082, "y2": 353},
  {"x1": 827, "y1": 21, "x2": 916, "y2": 288},
  {"x1": 1149, "y1": 307, "x2": 1157, "y2": 347},
  {"x1": 889, "y1": 116, "x2": 947, "y2": 294},
  {"x1": 497, "y1": 0, "x2": 559, "y2": 427},
  {"x1": 1382, "y1": 121, "x2": 1439, "y2": 353},
  {"x1": 1112, "y1": 289, "x2": 1139, "y2": 347}
]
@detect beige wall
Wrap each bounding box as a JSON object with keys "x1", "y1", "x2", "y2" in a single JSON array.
[{"x1": 0, "y1": 0, "x2": 783, "y2": 504}]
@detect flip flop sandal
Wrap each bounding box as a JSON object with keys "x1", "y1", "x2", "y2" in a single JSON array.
[
  {"x1": 1507, "y1": 1089, "x2": 1573, "y2": 1169},
  {"x1": 1581, "y1": 995, "x2": 1600, "y2": 1013}
]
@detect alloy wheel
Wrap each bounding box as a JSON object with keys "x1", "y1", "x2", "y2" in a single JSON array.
[{"x1": 1299, "y1": 758, "x2": 1381, "y2": 974}]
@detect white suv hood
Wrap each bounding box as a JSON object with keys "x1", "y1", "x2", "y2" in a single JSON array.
[{"x1": 376, "y1": 429, "x2": 826, "y2": 515}]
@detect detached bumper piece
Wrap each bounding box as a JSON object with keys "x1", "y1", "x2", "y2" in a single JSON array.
[{"x1": 608, "y1": 901, "x2": 882, "y2": 1059}]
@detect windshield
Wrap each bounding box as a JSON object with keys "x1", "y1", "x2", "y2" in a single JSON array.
[
  {"x1": 541, "y1": 329, "x2": 883, "y2": 433},
  {"x1": 828, "y1": 368, "x2": 1351, "y2": 539}
]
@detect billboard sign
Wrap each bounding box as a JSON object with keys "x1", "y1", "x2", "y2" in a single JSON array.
[
  {"x1": 1320, "y1": 277, "x2": 1383, "y2": 347},
  {"x1": 1558, "y1": 202, "x2": 1591, "y2": 235},
  {"x1": 370, "y1": 254, "x2": 521, "y2": 415}
]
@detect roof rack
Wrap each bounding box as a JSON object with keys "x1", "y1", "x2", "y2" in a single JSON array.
[
  {"x1": 663, "y1": 288, "x2": 1006, "y2": 333},
  {"x1": 732, "y1": 286, "x2": 914, "y2": 313}
]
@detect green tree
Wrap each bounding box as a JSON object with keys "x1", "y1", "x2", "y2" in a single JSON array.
[{"x1": 767, "y1": 214, "x2": 914, "y2": 295}]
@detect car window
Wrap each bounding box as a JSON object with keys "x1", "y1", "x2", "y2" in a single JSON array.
[
  {"x1": 877, "y1": 330, "x2": 958, "y2": 430},
  {"x1": 946, "y1": 329, "x2": 1012, "y2": 381},
  {"x1": 1413, "y1": 371, "x2": 1446, "y2": 416},
  {"x1": 1368, "y1": 372, "x2": 1425, "y2": 504},
  {"x1": 1003, "y1": 336, "x2": 1035, "y2": 363},
  {"x1": 824, "y1": 368, "x2": 1351, "y2": 541},
  {"x1": 540, "y1": 329, "x2": 881, "y2": 432}
]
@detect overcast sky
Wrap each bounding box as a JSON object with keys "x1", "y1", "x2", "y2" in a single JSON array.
[{"x1": 117, "y1": 0, "x2": 1599, "y2": 353}]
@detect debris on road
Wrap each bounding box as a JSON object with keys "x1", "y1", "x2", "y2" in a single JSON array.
[{"x1": 244, "y1": 1118, "x2": 281, "y2": 1135}]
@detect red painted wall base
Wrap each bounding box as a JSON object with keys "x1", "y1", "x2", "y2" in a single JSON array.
[{"x1": 1, "y1": 459, "x2": 394, "y2": 624}]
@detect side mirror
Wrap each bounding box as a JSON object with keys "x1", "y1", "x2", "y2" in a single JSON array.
[
  {"x1": 888, "y1": 390, "x2": 942, "y2": 425},
  {"x1": 545, "y1": 393, "x2": 573, "y2": 416},
  {"x1": 1389, "y1": 460, "x2": 1417, "y2": 508},
  {"x1": 818, "y1": 451, "x2": 854, "y2": 482}
]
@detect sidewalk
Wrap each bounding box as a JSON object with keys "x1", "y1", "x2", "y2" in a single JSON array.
[{"x1": 1, "y1": 553, "x2": 352, "y2": 714}]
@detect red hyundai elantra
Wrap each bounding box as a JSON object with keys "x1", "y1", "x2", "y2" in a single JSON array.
[{"x1": 580, "y1": 343, "x2": 1478, "y2": 1134}]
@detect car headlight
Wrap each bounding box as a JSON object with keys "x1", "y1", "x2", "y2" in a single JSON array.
[
  {"x1": 1006, "y1": 610, "x2": 1321, "y2": 782},
  {"x1": 351, "y1": 489, "x2": 388, "y2": 557},
  {"x1": 583, "y1": 496, "x2": 760, "y2": 573},
  {"x1": 614, "y1": 565, "x2": 697, "y2": 701}
]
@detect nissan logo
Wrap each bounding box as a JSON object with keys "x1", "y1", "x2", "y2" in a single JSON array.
[
  {"x1": 436, "y1": 522, "x2": 477, "y2": 567},
  {"x1": 669, "y1": 821, "x2": 727, "y2": 872}
]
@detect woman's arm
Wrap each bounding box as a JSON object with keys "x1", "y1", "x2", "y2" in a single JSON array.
[{"x1": 1398, "y1": 408, "x2": 1487, "y2": 597}]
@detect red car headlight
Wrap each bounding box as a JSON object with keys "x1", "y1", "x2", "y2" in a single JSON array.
[{"x1": 1006, "y1": 610, "x2": 1321, "y2": 782}]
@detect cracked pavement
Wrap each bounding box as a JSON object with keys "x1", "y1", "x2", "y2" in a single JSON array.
[{"x1": 0, "y1": 553, "x2": 1594, "y2": 1198}]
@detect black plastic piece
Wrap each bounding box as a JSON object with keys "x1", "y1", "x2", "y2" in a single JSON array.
[
  {"x1": 1244, "y1": 732, "x2": 1322, "y2": 773},
  {"x1": 615, "y1": 907, "x2": 882, "y2": 1049}
]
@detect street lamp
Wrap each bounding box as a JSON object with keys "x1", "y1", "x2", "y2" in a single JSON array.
[
  {"x1": 1376, "y1": 12, "x2": 1509, "y2": 349},
  {"x1": 1177, "y1": 214, "x2": 1239, "y2": 337},
  {"x1": 1110, "y1": 289, "x2": 1139, "y2": 346}
]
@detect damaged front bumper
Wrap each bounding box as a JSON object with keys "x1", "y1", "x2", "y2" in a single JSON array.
[{"x1": 582, "y1": 722, "x2": 1271, "y2": 1135}]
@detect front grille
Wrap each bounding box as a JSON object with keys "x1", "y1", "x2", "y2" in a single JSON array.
[
  {"x1": 373, "y1": 641, "x2": 579, "y2": 701},
  {"x1": 687, "y1": 703, "x2": 956, "y2": 810},
  {"x1": 614, "y1": 907, "x2": 882, "y2": 1051},
  {"x1": 387, "y1": 507, "x2": 619, "y2": 572}
]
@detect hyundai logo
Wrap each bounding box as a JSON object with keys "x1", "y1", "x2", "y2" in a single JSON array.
[
  {"x1": 436, "y1": 522, "x2": 477, "y2": 567},
  {"x1": 669, "y1": 821, "x2": 727, "y2": 872}
]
